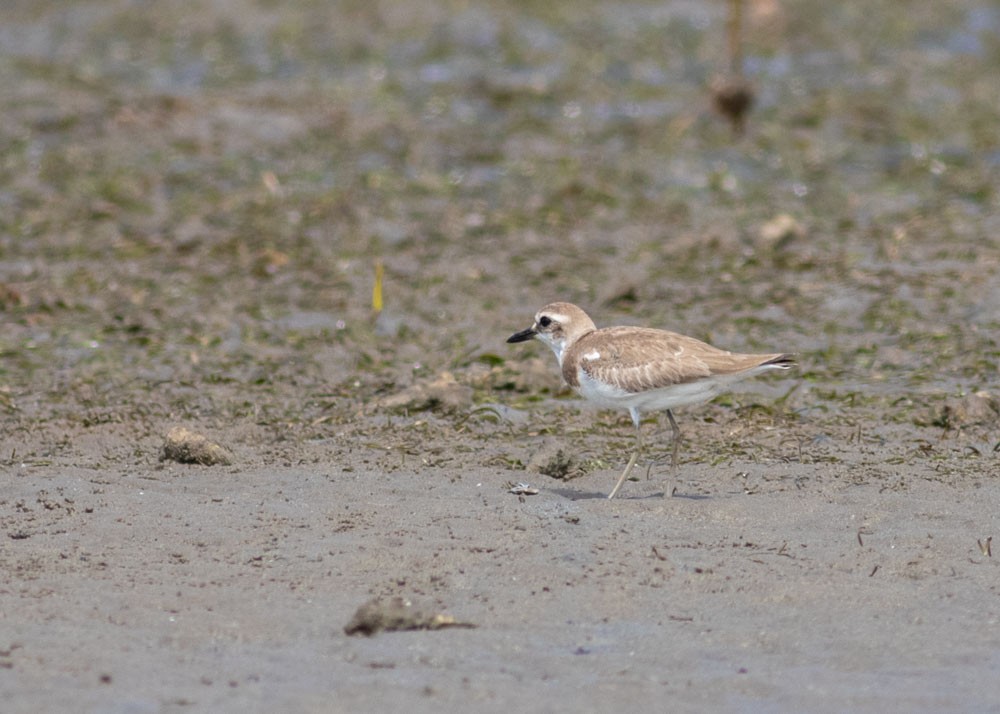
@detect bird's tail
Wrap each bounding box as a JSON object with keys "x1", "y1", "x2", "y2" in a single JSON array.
[{"x1": 764, "y1": 354, "x2": 796, "y2": 369}]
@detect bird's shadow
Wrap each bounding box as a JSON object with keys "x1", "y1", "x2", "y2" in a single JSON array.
[{"x1": 550, "y1": 487, "x2": 712, "y2": 501}]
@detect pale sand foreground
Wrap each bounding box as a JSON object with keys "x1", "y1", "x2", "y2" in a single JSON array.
[{"x1": 3, "y1": 448, "x2": 998, "y2": 713}]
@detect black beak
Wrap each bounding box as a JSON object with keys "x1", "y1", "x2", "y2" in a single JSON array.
[{"x1": 506, "y1": 327, "x2": 536, "y2": 344}]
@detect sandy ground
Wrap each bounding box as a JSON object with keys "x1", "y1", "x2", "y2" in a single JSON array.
[{"x1": 4, "y1": 422, "x2": 999, "y2": 713}]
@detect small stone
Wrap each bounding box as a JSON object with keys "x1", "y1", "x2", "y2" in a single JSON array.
[
  {"x1": 160, "y1": 427, "x2": 234, "y2": 466},
  {"x1": 938, "y1": 392, "x2": 998, "y2": 428},
  {"x1": 375, "y1": 372, "x2": 473, "y2": 413},
  {"x1": 710, "y1": 74, "x2": 755, "y2": 135},
  {"x1": 758, "y1": 214, "x2": 805, "y2": 250},
  {"x1": 344, "y1": 596, "x2": 475, "y2": 636},
  {"x1": 527, "y1": 441, "x2": 583, "y2": 481}
]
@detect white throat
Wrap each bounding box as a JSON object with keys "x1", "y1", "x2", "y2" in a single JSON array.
[{"x1": 540, "y1": 335, "x2": 568, "y2": 366}]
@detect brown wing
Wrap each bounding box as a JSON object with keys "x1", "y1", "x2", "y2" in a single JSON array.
[{"x1": 565, "y1": 327, "x2": 787, "y2": 393}]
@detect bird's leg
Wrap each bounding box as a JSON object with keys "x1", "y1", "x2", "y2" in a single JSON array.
[
  {"x1": 666, "y1": 409, "x2": 682, "y2": 469},
  {"x1": 608, "y1": 409, "x2": 642, "y2": 500},
  {"x1": 665, "y1": 409, "x2": 682, "y2": 497}
]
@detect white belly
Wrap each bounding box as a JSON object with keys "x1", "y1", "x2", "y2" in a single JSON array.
[{"x1": 576, "y1": 370, "x2": 726, "y2": 412}]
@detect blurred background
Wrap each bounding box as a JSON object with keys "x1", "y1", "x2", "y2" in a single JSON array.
[{"x1": 1, "y1": 0, "x2": 998, "y2": 458}]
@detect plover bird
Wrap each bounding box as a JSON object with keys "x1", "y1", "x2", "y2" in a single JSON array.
[{"x1": 507, "y1": 302, "x2": 795, "y2": 499}]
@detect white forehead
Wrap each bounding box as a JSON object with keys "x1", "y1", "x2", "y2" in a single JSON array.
[{"x1": 536, "y1": 310, "x2": 572, "y2": 325}]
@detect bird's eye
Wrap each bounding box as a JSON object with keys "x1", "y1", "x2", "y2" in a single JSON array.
[{"x1": 538, "y1": 316, "x2": 551, "y2": 328}]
